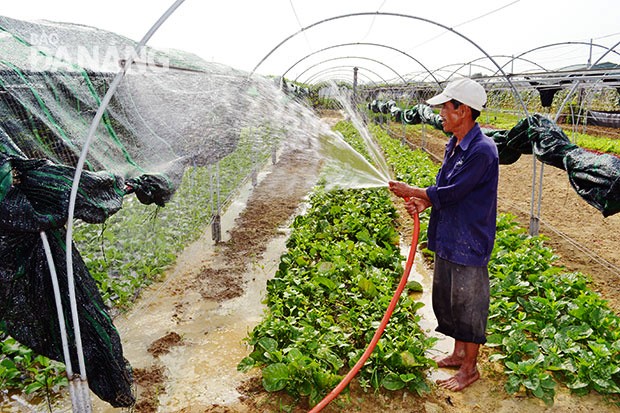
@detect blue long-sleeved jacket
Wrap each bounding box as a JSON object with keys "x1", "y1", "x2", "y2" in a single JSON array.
[{"x1": 426, "y1": 123, "x2": 499, "y2": 267}]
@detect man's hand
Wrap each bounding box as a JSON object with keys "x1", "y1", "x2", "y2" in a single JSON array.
[
  {"x1": 388, "y1": 180, "x2": 415, "y2": 198},
  {"x1": 389, "y1": 180, "x2": 432, "y2": 217},
  {"x1": 405, "y1": 197, "x2": 432, "y2": 216}
]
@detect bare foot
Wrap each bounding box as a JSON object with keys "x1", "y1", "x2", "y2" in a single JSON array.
[
  {"x1": 434, "y1": 355, "x2": 463, "y2": 369},
  {"x1": 436, "y1": 369, "x2": 480, "y2": 391}
]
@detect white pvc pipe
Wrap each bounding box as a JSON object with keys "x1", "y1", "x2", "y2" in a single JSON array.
[
  {"x1": 41, "y1": 231, "x2": 92, "y2": 412},
  {"x1": 62, "y1": 0, "x2": 186, "y2": 409},
  {"x1": 40, "y1": 231, "x2": 73, "y2": 376}
]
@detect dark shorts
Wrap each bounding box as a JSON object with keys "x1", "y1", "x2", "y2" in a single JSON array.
[{"x1": 432, "y1": 256, "x2": 490, "y2": 344}]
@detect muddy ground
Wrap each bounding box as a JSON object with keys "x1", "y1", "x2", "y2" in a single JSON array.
[{"x1": 91, "y1": 112, "x2": 619, "y2": 413}]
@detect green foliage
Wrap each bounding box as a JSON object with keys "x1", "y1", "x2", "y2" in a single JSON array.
[
  {"x1": 239, "y1": 120, "x2": 442, "y2": 406},
  {"x1": 574, "y1": 133, "x2": 620, "y2": 155},
  {"x1": 487, "y1": 214, "x2": 620, "y2": 405},
  {"x1": 481, "y1": 111, "x2": 522, "y2": 130},
  {"x1": 312, "y1": 97, "x2": 342, "y2": 110},
  {"x1": 0, "y1": 336, "x2": 67, "y2": 397},
  {"x1": 369, "y1": 123, "x2": 439, "y2": 249},
  {"x1": 368, "y1": 123, "x2": 439, "y2": 188},
  {"x1": 239, "y1": 188, "x2": 436, "y2": 406},
  {"x1": 332, "y1": 120, "x2": 372, "y2": 161},
  {"x1": 74, "y1": 124, "x2": 280, "y2": 310},
  {"x1": 5, "y1": 110, "x2": 617, "y2": 408},
  {"x1": 365, "y1": 121, "x2": 620, "y2": 405}
]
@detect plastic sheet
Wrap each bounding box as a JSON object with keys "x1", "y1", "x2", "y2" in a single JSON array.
[{"x1": 586, "y1": 110, "x2": 620, "y2": 128}]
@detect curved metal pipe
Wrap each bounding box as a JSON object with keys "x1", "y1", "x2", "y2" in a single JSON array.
[
  {"x1": 420, "y1": 62, "x2": 499, "y2": 83},
  {"x1": 525, "y1": 41, "x2": 620, "y2": 236},
  {"x1": 64, "y1": 0, "x2": 186, "y2": 390},
  {"x1": 309, "y1": 76, "x2": 378, "y2": 89},
  {"x1": 303, "y1": 65, "x2": 389, "y2": 86},
  {"x1": 251, "y1": 11, "x2": 529, "y2": 118},
  {"x1": 466, "y1": 54, "x2": 550, "y2": 73},
  {"x1": 425, "y1": 55, "x2": 550, "y2": 83},
  {"x1": 280, "y1": 42, "x2": 442, "y2": 86},
  {"x1": 512, "y1": 41, "x2": 620, "y2": 64},
  {"x1": 554, "y1": 40, "x2": 620, "y2": 121},
  {"x1": 293, "y1": 55, "x2": 407, "y2": 84}
]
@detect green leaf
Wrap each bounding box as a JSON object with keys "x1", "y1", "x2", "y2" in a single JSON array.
[
  {"x1": 406, "y1": 280, "x2": 423, "y2": 293},
  {"x1": 532, "y1": 385, "x2": 544, "y2": 398},
  {"x1": 488, "y1": 353, "x2": 506, "y2": 362},
  {"x1": 262, "y1": 363, "x2": 289, "y2": 392},
  {"x1": 485, "y1": 334, "x2": 503, "y2": 347},
  {"x1": 381, "y1": 372, "x2": 405, "y2": 390},
  {"x1": 541, "y1": 376, "x2": 556, "y2": 389},
  {"x1": 0, "y1": 161, "x2": 12, "y2": 202},
  {"x1": 523, "y1": 376, "x2": 541, "y2": 391},
  {"x1": 298, "y1": 378, "x2": 313, "y2": 396},
  {"x1": 505, "y1": 361, "x2": 518, "y2": 371},
  {"x1": 24, "y1": 382, "x2": 44, "y2": 394},
  {"x1": 505, "y1": 374, "x2": 522, "y2": 394},
  {"x1": 257, "y1": 337, "x2": 278, "y2": 353},
  {"x1": 295, "y1": 256, "x2": 309, "y2": 266},
  {"x1": 400, "y1": 351, "x2": 422, "y2": 367},
  {"x1": 566, "y1": 379, "x2": 589, "y2": 390},
  {"x1": 313, "y1": 276, "x2": 336, "y2": 290},
  {"x1": 565, "y1": 325, "x2": 593, "y2": 341},
  {"x1": 355, "y1": 229, "x2": 373, "y2": 244},
  {"x1": 358, "y1": 277, "x2": 378, "y2": 297},
  {"x1": 237, "y1": 356, "x2": 255, "y2": 372},
  {"x1": 399, "y1": 373, "x2": 418, "y2": 383},
  {"x1": 286, "y1": 348, "x2": 304, "y2": 362}
]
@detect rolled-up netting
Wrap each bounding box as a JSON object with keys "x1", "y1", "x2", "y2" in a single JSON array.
[
  {"x1": 374, "y1": 101, "x2": 620, "y2": 217},
  {"x1": 486, "y1": 114, "x2": 620, "y2": 217},
  {"x1": 0, "y1": 14, "x2": 322, "y2": 407},
  {"x1": 0, "y1": 146, "x2": 134, "y2": 406}
]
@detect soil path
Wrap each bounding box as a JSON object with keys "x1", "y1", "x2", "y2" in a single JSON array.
[{"x1": 87, "y1": 149, "x2": 321, "y2": 412}]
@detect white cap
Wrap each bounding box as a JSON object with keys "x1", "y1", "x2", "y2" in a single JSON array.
[{"x1": 426, "y1": 77, "x2": 487, "y2": 111}]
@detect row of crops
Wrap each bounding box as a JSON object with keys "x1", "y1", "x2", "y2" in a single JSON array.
[
  {"x1": 373, "y1": 108, "x2": 620, "y2": 156},
  {"x1": 374, "y1": 120, "x2": 619, "y2": 405},
  {"x1": 240, "y1": 120, "x2": 620, "y2": 408}
]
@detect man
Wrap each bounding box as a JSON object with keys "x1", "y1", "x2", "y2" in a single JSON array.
[{"x1": 389, "y1": 77, "x2": 499, "y2": 391}]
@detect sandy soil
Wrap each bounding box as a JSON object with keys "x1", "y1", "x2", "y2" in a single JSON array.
[{"x1": 84, "y1": 113, "x2": 619, "y2": 412}]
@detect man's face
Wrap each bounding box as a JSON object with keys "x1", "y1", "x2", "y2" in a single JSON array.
[{"x1": 439, "y1": 101, "x2": 465, "y2": 133}]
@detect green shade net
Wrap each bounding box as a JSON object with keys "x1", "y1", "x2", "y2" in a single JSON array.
[
  {"x1": 0, "y1": 148, "x2": 134, "y2": 406},
  {"x1": 486, "y1": 114, "x2": 620, "y2": 217}
]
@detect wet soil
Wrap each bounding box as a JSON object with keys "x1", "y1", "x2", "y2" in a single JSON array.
[
  {"x1": 39, "y1": 149, "x2": 320, "y2": 413},
  {"x1": 91, "y1": 113, "x2": 619, "y2": 412}
]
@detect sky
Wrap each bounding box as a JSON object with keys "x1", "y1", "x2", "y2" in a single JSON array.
[{"x1": 2, "y1": 0, "x2": 620, "y2": 82}]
